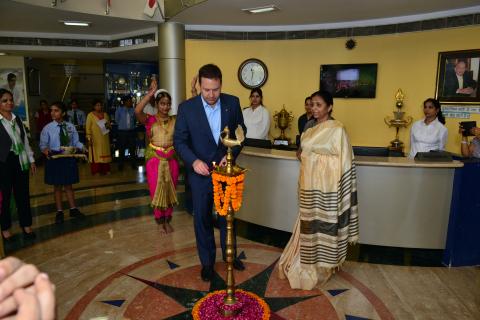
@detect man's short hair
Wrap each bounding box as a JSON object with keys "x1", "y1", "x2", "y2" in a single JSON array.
[
  {"x1": 198, "y1": 64, "x2": 222, "y2": 84},
  {"x1": 7, "y1": 73, "x2": 16, "y2": 82},
  {"x1": 304, "y1": 96, "x2": 312, "y2": 104}
]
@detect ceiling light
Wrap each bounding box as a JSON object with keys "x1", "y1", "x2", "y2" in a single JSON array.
[
  {"x1": 60, "y1": 20, "x2": 91, "y2": 27},
  {"x1": 0, "y1": 53, "x2": 7, "y2": 56},
  {"x1": 242, "y1": 5, "x2": 279, "y2": 14}
]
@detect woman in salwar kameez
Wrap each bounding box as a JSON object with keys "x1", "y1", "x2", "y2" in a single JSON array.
[
  {"x1": 86, "y1": 100, "x2": 112, "y2": 175},
  {"x1": 279, "y1": 90, "x2": 359, "y2": 290},
  {"x1": 135, "y1": 79, "x2": 178, "y2": 233}
]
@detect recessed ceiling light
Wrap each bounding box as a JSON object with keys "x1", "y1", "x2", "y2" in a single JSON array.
[
  {"x1": 0, "y1": 53, "x2": 7, "y2": 56},
  {"x1": 242, "y1": 5, "x2": 279, "y2": 14},
  {"x1": 59, "y1": 20, "x2": 91, "y2": 27}
]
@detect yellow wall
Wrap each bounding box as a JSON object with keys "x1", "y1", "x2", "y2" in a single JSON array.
[{"x1": 185, "y1": 25, "x2": 480, "y2": 153}]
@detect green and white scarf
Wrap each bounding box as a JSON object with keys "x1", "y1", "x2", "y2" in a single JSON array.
[{"x1": 1, "y1": 117, "x2": 30, "y2": 171}]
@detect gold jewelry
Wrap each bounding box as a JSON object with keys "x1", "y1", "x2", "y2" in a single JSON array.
[{"x1": 149, "y1": 143, "x2": 174, "y2": 153}]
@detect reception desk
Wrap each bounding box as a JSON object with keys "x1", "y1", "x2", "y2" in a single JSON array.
[{"x1": 236, "y1": 147, "x2": 463, "y2": 249}]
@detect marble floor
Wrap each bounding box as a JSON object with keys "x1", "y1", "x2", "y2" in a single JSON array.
[{"x1": 4, "y1": 162, "x2": 480, "y2": 319}]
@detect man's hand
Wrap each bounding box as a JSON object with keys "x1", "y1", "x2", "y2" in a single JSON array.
[
  {"x1": 457, "y1": 87, "x2": 474, "y2": 95},
  {"x1": 193, "y1": 159, "x2": 210, "y2": 176}
]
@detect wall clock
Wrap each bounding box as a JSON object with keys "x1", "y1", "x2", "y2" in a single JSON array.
[{"x1": 238, "y1": 58, "x2": 268, "y2": 89}]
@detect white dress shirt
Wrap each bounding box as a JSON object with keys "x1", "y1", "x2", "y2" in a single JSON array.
[
  {"x1": 408, "y1": 118, "x2": 448, "y2": 158},
  {"x1": 242, "y1": 105, "x2": 270, "y2": 140}
]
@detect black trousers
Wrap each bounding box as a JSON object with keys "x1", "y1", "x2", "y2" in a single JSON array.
[
  {"x1": 192, "y1": 180, "x2": 237, "y2": 267},
  {"x1": 0, "y1": 152, "x2": 32, "y2": 230},
  {"x1": 117, "y1": 130, "x2": 136, "y2": 163}
]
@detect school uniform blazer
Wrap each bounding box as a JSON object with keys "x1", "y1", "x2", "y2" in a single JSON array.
[{"x1": 0, "y1": 116, "x2": 25, "y2": 163}]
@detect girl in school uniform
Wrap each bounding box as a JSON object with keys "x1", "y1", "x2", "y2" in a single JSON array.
[{"x1": 40, "y1": 101, "x2": 85, "y2": 224}]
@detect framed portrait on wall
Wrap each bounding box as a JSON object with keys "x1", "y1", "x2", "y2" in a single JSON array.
[
  {"x1": 0, "y1": 68, "x2": 27, "y2": 121},
  {"x1": 435, "y1": 49, "x2": 480, "y2": 105}
]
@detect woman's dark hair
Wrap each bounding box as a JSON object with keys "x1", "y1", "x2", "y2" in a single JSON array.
[
  {"x1": 198, "y1": 64, "x2": 222, "y2": 84},
  {"x1": 51, "y1": 101, "x2": 68, "y2": 116},
  {"x1": 0, "y1": 88, "x2": 13, "y2": 99},
  {"x1": 155, "y1": 91, "x2": 172, "y2": 103},
  {"x1": 310, "y1": 90, "x2": 334, "y2": 115},
  {"x1": 92, "y1": 99, "x2": 103, "y2": 109},
  {"x1": 249, "y1": 88, "x2": 263, "y2": 105},
  {"x1": 424, "y1": 98, "x2": 445, "y2": 124},
  {"x1": 250, "y1": 88, "x2": 263, "y2": 98}
]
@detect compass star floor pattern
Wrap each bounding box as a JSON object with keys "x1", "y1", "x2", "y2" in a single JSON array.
[{"x1": 65, "y1": 242, "x2": 393, "y2": 320}]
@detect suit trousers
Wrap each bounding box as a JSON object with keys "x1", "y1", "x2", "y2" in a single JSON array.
[
  {"x1": 192, "y1": 179, "x2": 237, "y2": 267},
  {"x1": 0, "y1": 152, "x2": 32, "y2": 231},
  {"x1": 117, "y1": 130, "x2": 137, "y2": 163}
]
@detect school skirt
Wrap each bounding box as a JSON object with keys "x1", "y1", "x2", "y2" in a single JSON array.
[{"x1": 44, "y1": 157, "x2": 79, "y2": 186}]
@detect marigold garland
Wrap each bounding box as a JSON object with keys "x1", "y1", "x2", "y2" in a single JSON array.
[
  {"x1": 212, "y1": 172, "x2": 245, "y2": 216},
  {"x1": 192, "y1": 289, "x2": 270, "y2": 320}
]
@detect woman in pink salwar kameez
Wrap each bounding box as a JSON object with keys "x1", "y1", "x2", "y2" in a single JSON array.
[{"x1": 135, "y1": 79, "x2": 178, "y2": 233}]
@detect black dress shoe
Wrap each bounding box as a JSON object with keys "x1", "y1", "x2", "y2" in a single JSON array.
[
  {"x1": 69, "y1": 208, "x2": 85, "y2": 218},
  {"x1": 201, "y1": 266, "x2": 214, "y2": 282},
  {"x1": 232, "y1": 258, "x2": 245, "y2": 271},
  {"x1": 55, "y1": 211, "x2": 64, "y2": 224},
  {"x1": 22, "y1": 229, "x2": 36, "y2": 240}
]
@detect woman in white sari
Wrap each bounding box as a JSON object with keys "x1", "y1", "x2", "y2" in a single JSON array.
[{"x1": 279, "y1": 90, "x2": 359, "y2": 290}]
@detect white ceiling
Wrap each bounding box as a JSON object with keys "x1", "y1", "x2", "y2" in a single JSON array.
[
  {"x1": 173, "y1": 0, "x2": 480, "y2": 29},
  {"x1": 0, "y1": 1, "x2": 157, "y2": 36},
  {"x1": 1, "y1": 0, "x2": 479, "y2": 36},
  {"x1": 1, "y1": 0, "x2": 479, "y2": 60}
]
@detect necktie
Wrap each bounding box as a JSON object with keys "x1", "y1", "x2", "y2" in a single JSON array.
[
  {"x1": 73, "y1": 110, "x2": 78, "y2": 125},
  {"x1": 59, "y1": 123, "x2": 69, "y2": 146}
]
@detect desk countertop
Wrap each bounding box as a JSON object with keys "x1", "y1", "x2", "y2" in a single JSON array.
[{"x1": 240, "y1": 147, "x2": 464, "y2": 168}]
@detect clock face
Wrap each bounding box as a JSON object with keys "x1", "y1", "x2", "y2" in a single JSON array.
[{"x1": 238, "y1": 59, "x2": 268, "y2": 89}]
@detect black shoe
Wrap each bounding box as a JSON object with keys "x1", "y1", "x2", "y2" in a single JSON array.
[
  {"x1": 201, "y1": 266, "x2": 214, "y2": 282},
  {"x1": 232, "y1": 258, "x2": 245, "y2": 271},
  {"x1": 22, "y1": 228, "x2": 36, "y2": 240},
  {"x1": 222, "y1": 257, "x2": 246, "y2": 271},
  {"x1": 69, "y1": 208, "x2": 85, "y2": 218},
  {"x1": 55, "y1": 211, "x2": 64, "y2": 224}
]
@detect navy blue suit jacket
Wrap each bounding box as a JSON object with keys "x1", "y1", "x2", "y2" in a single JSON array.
[{"x1": 174, "y1": 93, "x2": 246, "y2": 188}]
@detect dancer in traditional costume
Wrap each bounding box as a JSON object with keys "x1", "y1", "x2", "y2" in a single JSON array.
[
  {"x1": 135, "y1": 79, "x2": 178, "y2": 233},
  {"x1": 279, "y1": 90, "x2": 359, "y2": 290}
]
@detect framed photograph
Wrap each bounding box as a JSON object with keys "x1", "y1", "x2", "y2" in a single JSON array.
[
  {"x1": 0, "y1": 68, "x2": 28, "y2": 121},
  {"x1": 320, "y1": 63, "x2": 377, "y2": 98},
  {"x1": 435, "y1": 49, "x2": 480, "y2": 105}
]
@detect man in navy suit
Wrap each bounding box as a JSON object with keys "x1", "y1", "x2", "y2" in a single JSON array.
[{"x1": 174, "y1": 64, "x2": 247, "y2": 282}]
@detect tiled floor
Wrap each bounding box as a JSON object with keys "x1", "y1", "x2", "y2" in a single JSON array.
[{"x1": 4, "y1": 163, "x2": 480, "y2": 319}]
